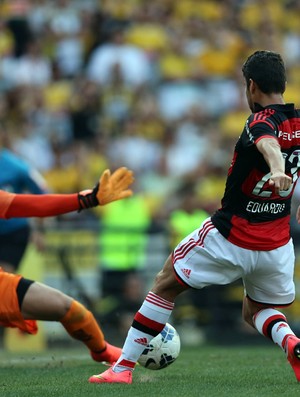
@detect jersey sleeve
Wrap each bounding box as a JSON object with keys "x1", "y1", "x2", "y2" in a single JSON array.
[
  {"x1": 2, "y1": 192, "x2": 80, "y2": 219},
  {"x1": 243, "y1": 113, "x2": 278, "y2": 147},
  {"x1": 0, "y1": 190, "x2": 16, "y2": 218}
]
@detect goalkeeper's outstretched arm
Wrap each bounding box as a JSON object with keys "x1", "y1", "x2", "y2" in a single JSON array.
[{"x1": 0, "y1": 167, "x2": 134, "y2": 219}]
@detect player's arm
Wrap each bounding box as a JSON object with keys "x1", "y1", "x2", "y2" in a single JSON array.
[
  {"x1": 1, "y1": 167, "x2": 134, "y2": 219},
  {"x1": 256, "y1": 137, "x2": 292, "y2": 194}
]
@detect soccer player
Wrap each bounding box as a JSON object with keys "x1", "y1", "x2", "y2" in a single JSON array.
[
  {"x1": 0, "y1": 144, "x2": 48, "y2": 273},
  {"x1": 0, "y1": 167, "x2": 134, "y2": 364},
  {"x1": 89, "y1": 51, "x2": 300, "y2": 384}
]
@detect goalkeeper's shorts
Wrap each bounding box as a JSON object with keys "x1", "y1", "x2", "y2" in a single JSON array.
[{"x1": 0, "y1": 268, "x2": 38, "y2": 334}]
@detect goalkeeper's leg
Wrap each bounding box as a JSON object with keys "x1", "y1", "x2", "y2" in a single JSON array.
[{"x1": 21, "y1": 281, "x2": 121, "y2": 363}]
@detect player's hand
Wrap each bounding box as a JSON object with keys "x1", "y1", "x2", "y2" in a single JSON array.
[
  {"x1": 269, "y1": 171, "x2": 292, "y2": 195},
  {"x1": 78, "y1": 167, "x2": 134, "y2": 210},
  {"x1": 97, "y1": 167, "x2": 134, "y2": 205}
]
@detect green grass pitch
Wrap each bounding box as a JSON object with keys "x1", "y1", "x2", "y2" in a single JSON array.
[{"x1": 0, "y1": 345, "x2": 299, "y2": 397}]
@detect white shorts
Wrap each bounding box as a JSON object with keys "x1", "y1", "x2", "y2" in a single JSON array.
[{"x1": 173, "y1": 218, "x2": 295, "y2": 305}]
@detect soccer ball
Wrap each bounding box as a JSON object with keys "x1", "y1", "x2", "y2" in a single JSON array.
[{"x1": 138, "y1": 323, "x2": 181, "y2": 370}]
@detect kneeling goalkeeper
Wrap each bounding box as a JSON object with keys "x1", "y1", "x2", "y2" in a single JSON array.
[{"x1": 0, "y1": 167, "x2": 134, "y2": 364}]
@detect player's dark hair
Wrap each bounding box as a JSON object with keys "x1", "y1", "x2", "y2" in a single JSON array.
[{"x1": 242, "y1": 50, "x2": 286, "y2": 94}]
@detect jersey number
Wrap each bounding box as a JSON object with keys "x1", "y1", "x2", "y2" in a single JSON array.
[{"x1": 251, "y1": 150, "x2": 300, "y2": 198}]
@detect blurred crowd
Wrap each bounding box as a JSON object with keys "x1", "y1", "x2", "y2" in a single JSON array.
[{"x1": 0, "y1": 0, "x2": 299, "y2": 220}]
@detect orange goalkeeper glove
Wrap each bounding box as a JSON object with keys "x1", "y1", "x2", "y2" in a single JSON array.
[
  {"x1": 97, "y1": 167, "x2": 134, "y2": 205},
  {"x1": 78, "y1": 167, "x2": 134, "y2": 210}
]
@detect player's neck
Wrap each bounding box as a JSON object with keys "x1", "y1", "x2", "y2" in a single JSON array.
[{"x1": 256, "y1": 93, "x2": 285, "y2": 108}]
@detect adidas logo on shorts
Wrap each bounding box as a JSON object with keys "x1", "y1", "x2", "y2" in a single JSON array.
[{"x1": 181, "y1": 268, "x2": 191, "y2": 278}]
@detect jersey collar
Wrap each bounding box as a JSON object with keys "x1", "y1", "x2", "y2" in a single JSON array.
[{"x1": 253, "y1": 102, "x2": 295, "y2": 112}]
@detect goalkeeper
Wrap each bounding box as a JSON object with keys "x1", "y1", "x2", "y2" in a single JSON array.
[
  {"x1": 0, "y1": 167, "x2": 134, "y2": 364},
  {"x1": 0, "y1": 167, "x2": 133, "y2": 218}
]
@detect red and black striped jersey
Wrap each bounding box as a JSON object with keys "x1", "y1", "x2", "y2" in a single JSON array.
[{"x1": 211, "y1": 103, "x2": 300, "y2": 250}]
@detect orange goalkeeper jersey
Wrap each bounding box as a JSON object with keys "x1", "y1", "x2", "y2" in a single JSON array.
[
  {"x1": 0, "y1": 189, "x2": 79, "y2": 219},
  {"x1": 0, "y1": 190, "x2": 15, "y2": 218},
  {"x1": 0, "y1": 269, "x2": 38, "y2": 334}
]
